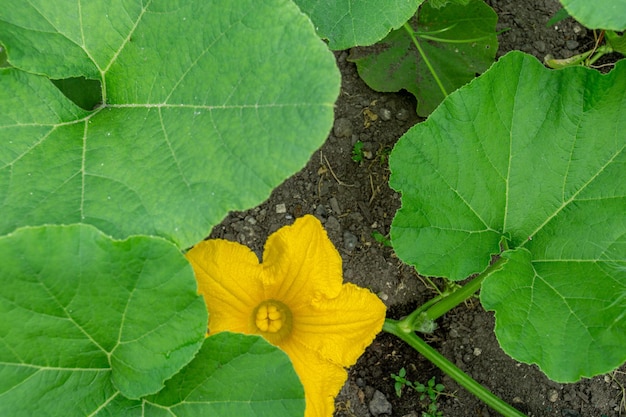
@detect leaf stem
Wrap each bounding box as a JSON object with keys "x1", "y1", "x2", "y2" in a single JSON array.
[
  {"x1": 383, "y1": 319, "x2": 526, "y2": 417},
  {"x1": 403, "y1": 22, "x2": 448, "y2": 98},
  {"x1": 423, "y1": 256, "x2": 507, "y2": 321}
]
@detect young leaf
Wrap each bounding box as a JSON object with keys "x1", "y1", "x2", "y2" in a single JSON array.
[
  {"x1": 560, "y1": 0, "x2": 626, "y2": 31},
  {"x1": 0, "y1": 0, "x2": 339, "y2": 248},
  {"x1": 0, "y1": 224, "x2": 207, "y2": 414},
  {"x1": 390, "y1": 51, "x2": 626, "y2": 381},
  {"x1": 348, "y1": 0, "x2": 498, "y2": 116},
  {"x1": 293, "y1": 0, "x2": 424, "y2": 50}
]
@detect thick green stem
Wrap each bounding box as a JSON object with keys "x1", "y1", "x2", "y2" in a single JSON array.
[
  {"x1": 424, "y1": 256, "x2": 507, "y2": 321},
  {"x1": 384, "y1": 319, "x2": 526, "y2": 417},
  {"x1": 403, "y1": 22, "x2": 448, "y2": 98}
]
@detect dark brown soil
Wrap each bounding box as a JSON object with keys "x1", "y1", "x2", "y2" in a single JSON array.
[{"x1": 210, "y1": 0, "x2": 626, "y2": 416}]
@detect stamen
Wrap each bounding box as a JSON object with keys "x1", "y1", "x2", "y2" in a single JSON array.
[{"x1": 251, "y1": 299, "x2": 292, "y2": 343}]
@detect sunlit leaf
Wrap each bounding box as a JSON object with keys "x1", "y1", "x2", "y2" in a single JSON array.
[
  {"x1": 390, "y1": 51, "x2": 626, "y2": 381},
  {"x1": 0, "y1": 0, "x2": 339, "y2": 247},
  {"x1": 0, "y1": 224, "x2": 207, "y2": 414},
  {"x1": 560, "y1": 0, "x2": 626, "y2": 30}
]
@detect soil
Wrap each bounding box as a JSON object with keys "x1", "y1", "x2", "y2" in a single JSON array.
[{"x1": 209, "y1": 0, "x2": 626, "y2": 416}]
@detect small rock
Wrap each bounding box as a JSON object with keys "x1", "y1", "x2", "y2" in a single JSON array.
[
  {"x1": 275, "y1": 203, "x2": 286, "y2": 214},
  {"x1": 333, "y1": 118, "x2": 352, "y2": 138},
  {"x1": 343, "y1": 231, "x2": 358, "y2": 251},
  {"x1": 379, "y1": 108, "x2": 392, "y2": 121},
  {"x1": 566, "y1": 40, "x2": 579, "y2": 50},
  {"x1": 369, "y1": 390, "x2": 392, "y2": 416},
  {"x1": 329, "y1": 197, "x2": 341, "y2": 215},
  {"x1": 396, "y1": 108, "x2": 409, "y2": 121},
  {"x1": 561, "y1": 409, "x2": 580, "y2": 417},
  {"x1": 325, "y1": 216, "x2": 341, "y2": 234},
  {"x1": 314, "y1": 204, "x2": 327, "y2": 220},
  {"x1": 549, "y1": 389, "x2": 559, "y2": 402}
]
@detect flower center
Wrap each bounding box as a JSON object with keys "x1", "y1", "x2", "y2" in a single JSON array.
[{"x1": 252, "y1": 300, "x2": 292, "y2": 343}]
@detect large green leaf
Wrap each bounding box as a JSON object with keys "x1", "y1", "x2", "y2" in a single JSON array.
[
  {"x1": 390, "y1": 51, "x2": 626, "y2": 381},
  {"x1": 348, "y1": 0, "x2": 498, "y2": 116},
  {"x1": 293, "y1": 0, "x2": 423, "y2": 50},
  {"x1": 0, "y1": 0, "x2": 339, "y2": 247},
  {"x1": 0, "y1": 224, "x2": 207, "y2": 414},
  {"x1": 560, "y1": 0, "x2": 626, "y2": 30}
]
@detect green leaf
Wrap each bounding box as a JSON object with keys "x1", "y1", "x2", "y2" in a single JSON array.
[
  {"x1": 606, "y1": 30, "x2": 626, "y2": 55},
  {"x1": 292, "y1": 0, "x2": 423, "y2": 50},
  {"x1": 147, "y1": 332, "x2": 303, "y2": 416},
  {"x1": 0, "y1": 0, "x2": 339, "y2": 247},
  {"x1": 482, "y1": 247, "x2": 626, "y2": 382},
  {"x1": 348, "y1": 0, "x2": 498, "y2": 116},
  {"x1": 560, "y1": 0, "x2": 626, "y2": 30},
  {"x1": 0, "y1": 224, "x2": 207, "y2": 414},
  {"x1": 94, "y1": 333, "x2": 304, "y2": 417},
  {"x1": 428, "y1": 0, "x2": 471, "y2": 9},
  {"x1": 390, "y1": 51, "x2": 626, "y2": 381},
  {"x1": 546, "y1": 7, "x2": 571, "y2": 27}
]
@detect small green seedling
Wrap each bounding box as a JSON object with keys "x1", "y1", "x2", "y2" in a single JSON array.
[
  {"x1": 391, "y1": 368, "x2": 445, "y2": 417},
  {"x1": 351, "y1": 140, "x2": 365, "y2": 162},
  {"x1": 371, "y1": 231, "x2": 392, "y2": 247}
]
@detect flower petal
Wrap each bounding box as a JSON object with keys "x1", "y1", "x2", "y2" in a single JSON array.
[
  {"x1": 288, "y1": 283, "x2": 386, "y2": 367},
  {"x1": 282, "y1": 339, "x2": 348, "y2": 417},
  {"x1": 262, "y1": 215, "x2": 343, "y2": 308},
  {"x1": 186, "y1": 239, "x2": 264, "y2": 334}
]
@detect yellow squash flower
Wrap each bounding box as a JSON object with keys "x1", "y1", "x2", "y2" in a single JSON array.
[{"x1": 186, "y1": 214, "x2": 386, "y2": 417}]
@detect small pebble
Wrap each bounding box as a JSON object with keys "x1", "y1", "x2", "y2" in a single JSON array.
[
  {"x1": 396, "y1": 108, "x2": 409, "y2": 121},
  {"x1": 325, "y1": 216, "x2": 341, "y2": 234},
  {"x1": 379, "y1": 108, "x2": 392, "y2": 121},
  {"x1": 369, "y1": 390, "x2": 392, "y2": 416},
  {"x1": 343, "y1": 231, "x2": 358, "y2": 251},
  {"x1": 314, "y1": 204, "x2": 327, "y2": 220},
  {"x1": 329, "y1": 197, "x2": 341, "y2": 215},
  {"x1": 333, "y1": 117, "x2": 353, "y2": 138},
  {"x1": 275, "y1": 203, "x2": 286, "y2": 214},
  {"x1": 549, "y1": 389, "x2": 559, "y2": 402},
  {"x1": 566, "y1": 40, "x2": 579, "y2": 50}
]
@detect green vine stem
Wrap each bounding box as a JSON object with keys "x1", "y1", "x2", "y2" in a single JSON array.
[
  {"x1": 383, "y1": 319, "x2": 526, "y2": 417},
  {"x1": 402, "y1": 255, "x2": 507, "y2": 333},
  {"x1": 424, "y1": 256, "x2": 507, "y2": 321},
  {"x1": 403, "y1": 22, "x2": 448, "y2": 98}
]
